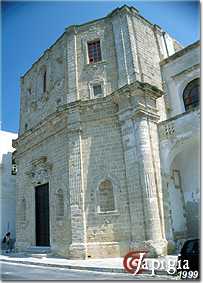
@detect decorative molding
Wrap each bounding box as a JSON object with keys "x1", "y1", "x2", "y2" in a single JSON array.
[{"x1": 26, "y1": 156, "x2": 52, "y2": 185}]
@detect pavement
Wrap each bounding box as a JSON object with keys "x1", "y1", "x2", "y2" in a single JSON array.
[
  {"x1": 0, "y1": 252, "x2": 179, "y2": 277},
  {"x1": 1, "y1": 261, "x2": 178, "y2": 280}
]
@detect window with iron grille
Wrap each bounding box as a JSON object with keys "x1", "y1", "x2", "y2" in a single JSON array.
[
  {"x1": 11, "y1": 156, "x2": 17, "y2": 175},
  {"x1": 88, "y1": 40, "x2": 102, "y2": 64},
  {"x1": 183, "y1": 78, "x2": 200, "y2": 111}
]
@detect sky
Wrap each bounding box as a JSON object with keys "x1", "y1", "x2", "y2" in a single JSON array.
[{"x1": 1, "y1": 1, "x2": 200, "y2": 133}]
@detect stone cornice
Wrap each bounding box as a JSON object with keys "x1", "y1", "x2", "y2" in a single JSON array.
[
  {"x1": 158, "y1": 107, "x2": 200, "y2": 126},
  {"x1": 13, "y1": 81, "x2": 163, "y2": 154},
  {"x1": 131, "y1": 106, "x2": 160, "y2": 121},
  {"x1": 160, "y1": 40, "x2": 200, "y2": 66},
  {"x1": 158, "y1": 108, "x2": 200, "y2": 142},
  {"x1": 12, "y1": 109, "x2": 67, "y2": 150},
  {"x1": 171, "y1": 64, "x2": 199, "y2": 80},
  {"x1": 114, "y1": 80, "x2": 163, "y2": 99}
]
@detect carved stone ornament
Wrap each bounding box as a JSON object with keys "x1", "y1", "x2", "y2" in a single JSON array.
[
  {"x1": 55, "y1": 78, "x2": 64, "y2": 92},
  {"x1": 26, "y1": 156, "x2": 52, "y2": 185}
]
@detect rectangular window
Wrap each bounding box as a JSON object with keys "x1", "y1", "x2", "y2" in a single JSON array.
[
  {"x1": 173, "y1": 169, "x2": 181, "y2": 188},
  {"x1": 93, "y1": 84, "x2": 102, "y2": 97},
  {"x1": 43, "y1": 71, "x2": 47, "y2": 93},
  {"x1": 88, "y1": 40, "x2": 102, "y2": 64},
  {"x1": 28, "y1": 88, "x2": 32, "y2": 95}
]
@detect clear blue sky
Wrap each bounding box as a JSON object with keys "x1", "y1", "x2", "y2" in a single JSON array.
[{"x1": 2, "y1": 1, "x2": 200, "y2": 133}]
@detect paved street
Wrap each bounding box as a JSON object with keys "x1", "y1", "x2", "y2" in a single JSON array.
[{"x1": 1, "y1": 261, "x2": 178, "y2": 281}]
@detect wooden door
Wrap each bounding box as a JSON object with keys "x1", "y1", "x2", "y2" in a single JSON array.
[{"x1": 35, "y1": 184, "x2": 50, "y2": 246}]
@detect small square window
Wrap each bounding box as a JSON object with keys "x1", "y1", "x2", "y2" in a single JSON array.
[
  {"x1": 93, "y1": 84, "x2": 102, "y2": 97},
  {"x1": 88, "y1": 40, "x2": 102, "y2": 64},
  {"x1": 173, "y1": 170, "x2": 181, "y2": 188},
  {"x1": 27, "y1": 88, "x2": 32, "y2": 95}
]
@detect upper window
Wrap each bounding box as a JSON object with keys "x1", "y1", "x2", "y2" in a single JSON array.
[
  {"x1": 183, "y1": 78, "x2": 200, "y2": 111},
  {"x1": 93, "y1": 84, "x2": 103, "y2": 97},
  {"x1": 98, "y1": 180, "x2": 115, "y2": 212},
  {"x1": 43, "y1": 70, "x2": 47, "y2": 93},
  {"x1": 11, "y1": 156, "x2": 17, "y2": 175},
  {"x1": 88, "y1": 40, "x2": 102, "y2": 64},
  {"x1": 28, "y1": 88, "x2": 32, "y2": 96}
]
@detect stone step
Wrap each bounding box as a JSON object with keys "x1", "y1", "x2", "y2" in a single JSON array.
[
  {"x1": 29, "y1": 253, "x2": 49, "y2": 258},
  {"x1": 25, "y1": 246, "x2": 51, "y2": 257}
]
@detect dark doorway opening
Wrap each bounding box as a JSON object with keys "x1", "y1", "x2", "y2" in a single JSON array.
[{"x1": 35, "y1": 183, "x2": 50, "y2": 246}]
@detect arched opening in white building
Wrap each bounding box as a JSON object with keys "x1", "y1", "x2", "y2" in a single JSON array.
[{"x1": 168, "y1": 139, "x2": 200, "y2": 241}]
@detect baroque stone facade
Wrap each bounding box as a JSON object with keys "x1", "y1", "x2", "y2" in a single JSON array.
[{"x1": 13, "y1": 5, "x2": 200, "y2": 259}]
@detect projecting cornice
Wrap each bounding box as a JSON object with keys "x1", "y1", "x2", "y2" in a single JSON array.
[
  {"x1": 13, "y1": 81, "x2": 162, "y2": 155},
  {"x1": 160, "y1": 40, "x2": 200, "y2": 66}
]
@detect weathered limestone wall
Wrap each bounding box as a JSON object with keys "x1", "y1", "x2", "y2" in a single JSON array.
[
  {"x1": 80, "y1": 99, "x2": 131, "y2": 258},
  {"x1": 76, "y1": 19, "x2": 118, "y2": 101},
  {"x1": 19, "y1": 35, "x2": 66, "y2": 134},
  {"x1": 110, "y1": 7, "x2": 178, "y2": 123},
  {"x1": 15, "y1": 81, "x2": 168, "y2": 258},
  {"x1": 15, "y1": 113, "x2": 72, "y2": 257},
  {"x1": 130, "y1": 15, "x2": 163, "y2": 89},
  {"x1": 19, "y1": 6, "x2": 180, "y2": 136}
]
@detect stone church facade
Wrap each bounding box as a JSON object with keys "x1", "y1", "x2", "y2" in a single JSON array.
[{"x1": 13, "y1": 5, "x2": 200, "y2": 259}]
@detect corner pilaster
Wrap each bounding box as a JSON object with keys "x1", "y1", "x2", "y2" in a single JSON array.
[
  {"x1": 66, "y1": 26, "x2": 79, "y2": 103},
  {"x1": 115, "y1": 82, "x2": 167, "y2": 256}
]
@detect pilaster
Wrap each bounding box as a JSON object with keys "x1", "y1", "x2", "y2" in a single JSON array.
[
  {"x1": 111, "y1": 9, "x2": 140, "y2": 88},
  {"x1": 67, "y1": 107, "x2": 87, "y2": 259},
  {"x1": 118, "y1": 99, "x2": 145, "y2": 242},
  {"x1": 66, "y1": 26, "x2": 79, "y2": 103}
]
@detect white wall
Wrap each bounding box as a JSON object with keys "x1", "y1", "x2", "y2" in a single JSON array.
[
  {"x1": 167, "y1": 138, "x2": 200, "y2": 240},
  {"x1": 174, "y1": 140, "x2": 200, "y2": 237},
  {"x1": 161, "y1": 42, "x2": 200, "y2": 119},
  {"x1": 0, "y1": 130, "x2": 18, "y2": 239}
]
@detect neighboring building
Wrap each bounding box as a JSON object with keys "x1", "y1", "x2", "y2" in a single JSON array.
[
  {"x1": 0, "y1": 130, "x2": 18, "y2": 241},
  {"x1": 13, "y1": 5, "x2": 200, "y2": 259},
  {"x1": 159, "y1": 41, "x2": 200, "y2": 251}
]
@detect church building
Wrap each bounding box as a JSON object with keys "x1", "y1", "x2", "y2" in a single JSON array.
[{"x1": 13, "y1": 5, "x2": 200, "y2": 259}]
